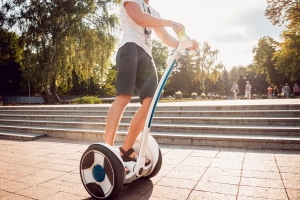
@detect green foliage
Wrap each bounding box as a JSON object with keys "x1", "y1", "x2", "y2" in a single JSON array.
[
  {"x1": 193, "y1": 42, "x2": 220, "y2": 93},
  {"x1": 0, "y1": 30, "x2": 24, "y2": 65},
  {"x1": 252, "y1": 36, "x2": 280, "y2": 85},
  {"x1": 168, "y1": 68, "x2": 194, "y2": 96},
  {"x1": 101, "y1": 65, "x2": 117, "y2": 97},
  {"x1": 1, "y1": 0, "x2": 298, "y2": 98},
  {"x1": 162, "y1": 41, "x2": 223, "y2": 96},
  {"x1": 72, "y1": 96, "x2": 102, "y2": 104},
  {"x1": 265, "y1": 0, "x2": 299, "y2": 26},
  {"x1": 272, "y1": 2, "x2": 300, "y2": 81},
  {"x1": 274, "y1": 32, "x2": 300, "y2": 81},
  {"x1": 165, "y1": 49, "x2": 196, "y2": 96},
  {"x1": 0, "y1": 30, "x2": 25, "y2": 95},
  {"x1": 2, "y1": 0, "x2": 121, "y2": 96},
  {"x1": 152, "y1": 40, "x2": 169, "y2": 78}
]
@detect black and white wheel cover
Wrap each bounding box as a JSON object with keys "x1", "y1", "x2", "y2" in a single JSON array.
[{"x1": 80, "y1": 145, "x2": 124, "y2": 199}]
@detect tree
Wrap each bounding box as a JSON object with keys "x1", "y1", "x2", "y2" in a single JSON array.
[
  {"x1": 101, "y1": 64, "x2": 117, "y2": 97},
  {"x1": 2, "y1": 0, "x2": 121, "y2": 95},
  {"x1": 152, "y1": 40, "x2": 169, "y2": 79},
  {"x1": 195, "y1": 42, "x2": 220, "y2": 94},
  {"x1": 161, "y1": 41, "x2": 223, "y2": 96},
  {"x1": 252, "y1": 36, "x2": 279, "y2": 83},
  {"x1": 220, "y1": 67, "x2": 230, "y2": 95},
  {"x1": 265, "y1": 0, "x2": 299, "y2": 26},
  {"x1": 161, "y1": 48, "x2": 197, "y2": 96},
  {"x1": 0, "y1": 29, "x2": 25, "y2": 95},
  {"x1": 0, "y1": 29, "x2": 23, "y2": 66},
  {"x1": 212, "y1": 62, "x2": 226, "y2": 95},
  {"x1": 272, "y1": 2, "x2": 300, "y2": 82}
]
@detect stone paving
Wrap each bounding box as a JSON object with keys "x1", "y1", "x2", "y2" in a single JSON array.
[{"x1": 0, "y1": 137, "x2": 299, "y2": 200}]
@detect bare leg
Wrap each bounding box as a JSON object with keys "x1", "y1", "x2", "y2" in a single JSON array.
[
  {"x1": 104, "y1": 94, "x2": 131, "y2": 146},
  {"x1": 121, "y1": 97, "x2": 152, "y2": 156}
]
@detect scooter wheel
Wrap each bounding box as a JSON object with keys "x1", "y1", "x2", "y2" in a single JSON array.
[
  {"x1": 144, "y1": 147, "x2": 162, "y2": 178},
  {"x1": 80, "y1": 144, "x2": 125, "y2": 200}
]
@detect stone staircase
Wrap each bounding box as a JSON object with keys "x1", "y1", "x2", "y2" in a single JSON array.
[{"x1": 0, "y1": 100, "x2": 299, "y2": 150}]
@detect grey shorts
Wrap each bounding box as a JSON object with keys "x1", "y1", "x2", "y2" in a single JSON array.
[{"x1": 116, "y1": 43, "x2": 158, "y2": 102}]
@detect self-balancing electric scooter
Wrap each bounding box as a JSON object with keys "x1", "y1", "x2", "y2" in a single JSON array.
[{"x1": 79, "y1": 31, "x2": 193, "y2": 200}]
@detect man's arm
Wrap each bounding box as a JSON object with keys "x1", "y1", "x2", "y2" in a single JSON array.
[
  {"x1": 153, "y1": 27, "x2": 179, "y2": 49},
  {"x1": 124, "y1": 2, "x2": 174, "y2": 28},
  {"x1": 124, "y1": 1, "x2": 182, "y2": 48},
  {"x1": 154, "y1": 26, "x2": 199, "y2": 50},
  {"x1": 124, "y1": 2, "x2": 197, "y2": 50}
]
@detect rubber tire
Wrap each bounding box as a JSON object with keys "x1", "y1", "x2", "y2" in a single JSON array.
[
  {"x1": 80, "y1": 144, "x2": 125, "y2": 200},
  {"x1": 144, "y1": 148, "x2": 162, "y2": 178}
]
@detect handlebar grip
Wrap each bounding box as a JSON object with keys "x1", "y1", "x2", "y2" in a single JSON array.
[
  {"x1": 176, "y1": 31, "x2": 193, "y2": 52},
  {"x1": 177, "y1": 30, "x2": 187, "y2": 40}
]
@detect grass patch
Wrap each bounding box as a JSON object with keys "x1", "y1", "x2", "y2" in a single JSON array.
[{"x1": 72, "y1": 96, "x2": 102, "y2": 104}]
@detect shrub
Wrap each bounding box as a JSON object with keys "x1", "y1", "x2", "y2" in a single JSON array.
[
  {"x1": 72, "y1": 96, "x2": 102, "y2": 104},
  {"x1": 214, "y1": 94, "x2": 221, "y2": 99},
  {"x1": 191, "y1": 92, "x2": 197, "y2": 99},
  {"x1": 175, "y1": 91, "x2": 183, "y2": 99},
  {"x1": 200, "y1": 93, "x2": 206, "y2": 99}
]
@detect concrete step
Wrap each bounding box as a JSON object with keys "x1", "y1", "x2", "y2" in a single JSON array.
[
  {"x1": 1, "y1": 109, "x2": 300, "y2": 118},
  {"x1": 0, "y1": 131, "x2": 46, "y2": 141},
  {"x1": 153, "y1": 110, "x2": 300, "y2": 117},
  {"x1": 0, "y1": 115, "x2": 299, "y2": 126},
  {"x1": 0, "y1": 119, "x2": 300, "y2": 135},
  {"x1": 0, "y1": 102, "x2": 299, "y2": 111},
  {"x1": 0, "y1": 122, "x2": 299, "y2": 138},
  {"x1": 0, "y1": 127, "x2": 298, "y2": 150},
  {"x1": 0, "y1": 110, "x2": 110, "y2": 116},
  {"x1": 0, "y1": 100, "x2": 299, "y2": 149},
  {"x1": 153, "y1": 116, "x2": 300, "y2": 126},
  {"x1": 152, "y1": 132, "x2": 300, "y2": 150}
]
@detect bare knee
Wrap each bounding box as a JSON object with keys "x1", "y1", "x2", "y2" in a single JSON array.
[
  {"x1": 114, "y1": 94, "x2": 131, "y2": 108},
  {"x1": 140, "y1": 97, "x2": 152, "y2": 109}
]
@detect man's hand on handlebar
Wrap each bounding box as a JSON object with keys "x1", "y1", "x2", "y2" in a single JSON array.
[
  {"x1": 188, "y1": 40, "x2": 199, "y2": 51},
  {"x1": 171, "y1": 21, "x2": 199, "y2": 51},
  {"x1": 172, "y1": 22, "x2": 185, "y2": 34}
]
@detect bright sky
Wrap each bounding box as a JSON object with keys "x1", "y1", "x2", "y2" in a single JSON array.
[{"x1": 150, "y1": 0, "x2": 284, "y2": 70}]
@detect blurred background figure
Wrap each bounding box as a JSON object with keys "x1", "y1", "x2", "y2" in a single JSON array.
[
  {"x1": 283, "y1": 83, "x2": 291, "y2": 98},
  {"x1": 267, "y1": 86, "x2": 273, "y2": 99},
  {"x1": 231, "y1": 82, "x2": 239, "y2": 100},
  {"x1": 245, "y1": 81, "x2": 252, "y2": 99}
]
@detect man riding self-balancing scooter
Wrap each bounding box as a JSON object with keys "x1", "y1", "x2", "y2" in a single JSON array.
[{"x1": 80, "y1": 1, "x2": 198, "y2": 199}]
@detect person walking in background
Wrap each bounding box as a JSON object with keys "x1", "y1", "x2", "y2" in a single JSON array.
[
  {"x1": 293, "y1": 83, "x2": 300, "y2": 98},
  {"x1": 283, "y1": 83, "x2": 291, "y2": 98},
  {"x1": 231, "y1": 82, "x2": 239, "y2": 100},
  {"x1": 245, "y1": 81, "x2": 252, "y2": 99},
  {"x1": 280, "y1": 85, "x2": 284, "y2": 96},
  {"x1": 267, "y1": 86, "x2": 273, "y2": 99},
  {"x1": 273, "y1": 86, "x2": 278, "y2": 98},
  {"x1": 237, "y1": 75, "x2": 246, "y2": 96}
]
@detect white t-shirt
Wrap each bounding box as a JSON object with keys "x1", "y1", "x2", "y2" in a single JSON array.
[
  {"x1": 245, "y1": 83, "x2": 251, "y2": 91},
  {"x1": 119, "y1": 0, "x2": 160, "y2": 56}
]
